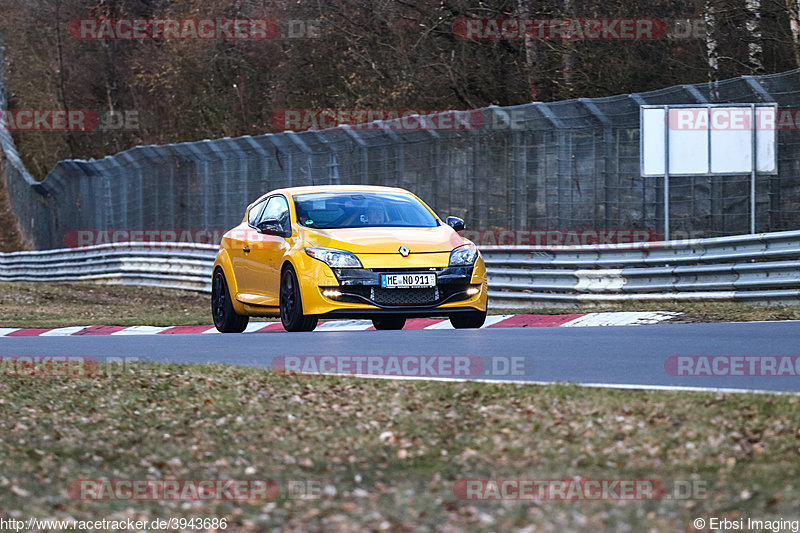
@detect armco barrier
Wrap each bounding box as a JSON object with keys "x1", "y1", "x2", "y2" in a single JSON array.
[
  {"x1": 484, "y1": 230, "x2": 800, "y2": 306},
  {"x1": 0, "y1": 231, "x2": 798, "y2": 306},
  {"x1": 0, "y1": 242, "x2": 217, "y2": 293}
]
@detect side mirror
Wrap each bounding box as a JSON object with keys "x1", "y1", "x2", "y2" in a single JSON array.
[
  {"x1": 446, "y1": 216, "x2": 466, "y2": 232},
  {"x1": 256, "y1": 219, "x2": 290, "y2": 238}
]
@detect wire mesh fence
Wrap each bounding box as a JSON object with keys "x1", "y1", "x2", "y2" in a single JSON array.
[{"x1": 2, "y1": 36, "x2": 800, "y2": 250}]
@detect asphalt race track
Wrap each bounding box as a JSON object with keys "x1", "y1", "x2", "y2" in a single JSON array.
[{"x1": 1, "y1": 321, "x2": 799, "y2": 393}]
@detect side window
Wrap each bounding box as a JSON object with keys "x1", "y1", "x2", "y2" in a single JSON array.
[
  {"x1": 259, "y1": 196, "x2": 291, "y2": 232},
  {"x1": 247, "y1": 200, "x2": 267, "y2": 226}
]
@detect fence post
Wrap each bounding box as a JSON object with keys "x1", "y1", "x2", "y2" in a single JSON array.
[{"x1": 285, "y1": 131, "x2": 314, "y2": 185}]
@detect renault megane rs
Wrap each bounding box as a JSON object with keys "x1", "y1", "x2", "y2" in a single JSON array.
[{"x1": 211, "y1": 185, "x2": 488, "y2": 332}]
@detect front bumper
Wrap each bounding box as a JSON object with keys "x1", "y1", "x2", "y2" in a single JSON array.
[
  {"x1": 296, "y1": 255, "x2": 488, "y2": 317},
  {"x1": 325, "y1": 266, "x2": 476, "y2": 308}
]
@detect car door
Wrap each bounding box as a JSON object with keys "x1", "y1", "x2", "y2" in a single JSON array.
[
  {"x1": 231, "y1": 198, "x2": 267, "y2": 298},
  {"x1": 246, "y1": 195, "x2": 291, "y2": 305}
]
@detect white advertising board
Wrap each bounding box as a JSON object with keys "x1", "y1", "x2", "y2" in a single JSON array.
[{"x1": 641, "y1": 104, "x2": 777, "y2": 176}]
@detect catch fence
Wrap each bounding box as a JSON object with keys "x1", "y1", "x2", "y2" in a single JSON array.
[{"x1": 2, "y1": 37, "x2": 800, "y2": 250}]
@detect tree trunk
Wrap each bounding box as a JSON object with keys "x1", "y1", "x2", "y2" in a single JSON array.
[
  {"x1": 514, "y1": 0, "x2": 538, "y2": 101},
  {"x1": 787, "y1": 0, "x2": 800, "y2": 67},
  {"x1": 705, "y1": 0, "x2": 720, "y2": 99},
  {"x1": 54, "y1": 0, "x2": 77, "y2": 158},
  {"x1": 746, "y1": 0, "x2": 764, "y2": 73},
  {"x1": 561, "y1": 0, "x2": 574, "y2": 96}
]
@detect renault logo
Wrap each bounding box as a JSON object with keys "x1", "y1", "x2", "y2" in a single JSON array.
[{"x1": 398, "y1": 246, "x2": 410, "y2": 257}]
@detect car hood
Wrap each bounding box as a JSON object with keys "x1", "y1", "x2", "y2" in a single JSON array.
[{"x1": 299, "y1": 225, "x2": 465, "y2": 254}]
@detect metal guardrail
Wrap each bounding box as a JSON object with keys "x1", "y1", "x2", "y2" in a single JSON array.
[
  {"x1": 0, "y1": 231, "x2": 798, "y2": 306},
  {"x1": 0, "y1": 242, "x2": 217, "y2": 293},
  {"x1": 484, "y1": 230, "x2": 800, "y2": 306}
]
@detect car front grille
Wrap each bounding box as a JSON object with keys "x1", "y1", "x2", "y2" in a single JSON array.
[
  {"x1": 322, "y1": 266, "x2": 474, "y2": 308},
  {"x1": 371, "y1": 287, "x2": 438, "y2": 305}
]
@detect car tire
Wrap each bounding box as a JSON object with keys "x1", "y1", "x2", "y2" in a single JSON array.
[
  {"x1": 450, "y1": 309, "x2": 487, "y2": 329},
  {"x1": 280, "y1": 265, "x2": 318, "y2": 332},
  {"x1": 372, "y1": 317, "x2": 406, "y2": 330},
  {"x1": 212, "y1": 269, "x2": 249, "y2": 333}
]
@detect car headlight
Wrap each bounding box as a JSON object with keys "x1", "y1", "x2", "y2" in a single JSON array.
[
  {"x1": 449, "y1": 243, "x2": 478, "y2": 266},
  {"x1": 305, "y1": 247, "x2": 363, "y2": 268}
]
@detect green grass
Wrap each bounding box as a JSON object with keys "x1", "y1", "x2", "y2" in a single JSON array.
[
  {"x1": 1, "y1": 281, "x2": 799, "y2": 328},
  {"x1": 1, "y1": 363, "x2": 798, "y2": 531}
]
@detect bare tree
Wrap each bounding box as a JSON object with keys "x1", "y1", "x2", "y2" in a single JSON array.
[
  {"x1": 53, "y1": 0, "x2": 77, "y2": 158},
  {"x1": 561, "y1": 0, "x2": 574, "y2": 94},
  {"x1": 705, "y1": 0, "x2": 720, "y2": 99},
  {"x1": 786, "y1": 0, "x2": 800, "y2": 66},
  {"x1": 514, "y1": 0, "x2": 539, "y2": 101},
  {"x1": 746, "y1": 0, "x2": 764, "y2": 73}
]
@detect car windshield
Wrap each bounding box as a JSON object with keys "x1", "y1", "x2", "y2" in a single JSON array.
[{"x1": 292, "y1": 192, "x2": 439, "y2": 229}]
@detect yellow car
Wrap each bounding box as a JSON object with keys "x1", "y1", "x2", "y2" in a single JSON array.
[{"x1": 211, "y1": 185, "x2": 488, "y2": 332}]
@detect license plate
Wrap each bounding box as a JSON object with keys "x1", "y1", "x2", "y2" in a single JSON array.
[{"x1": 381, "y1": 273, "x2": 436, "y2": 289}]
